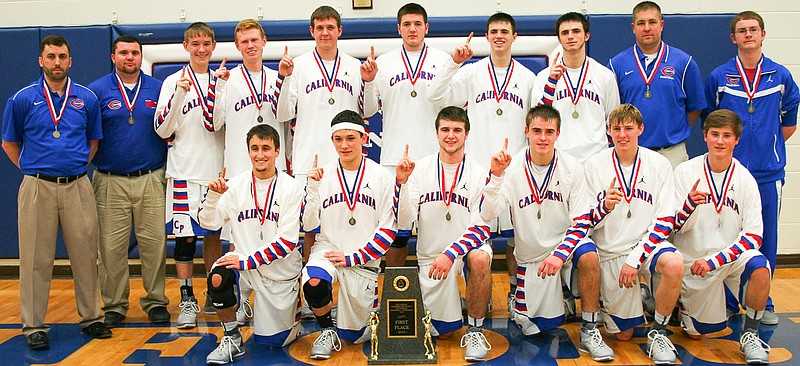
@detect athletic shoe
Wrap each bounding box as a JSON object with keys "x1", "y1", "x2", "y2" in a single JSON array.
[
  {"x1": 740, "y1": 330, "x2": 770, "y2": 364},
  {"x1": 236, "y1": 299, "x2": 253, "y2": 326},
  {"x1": 507, "y1": 292, "x2": 515, "y2": 317},
  {"x1": 203, "y1": 291, "x2": 217, "y2": 315},
  {"x1": 177, "y1": 297, "x2": 201, "y2": 329},
  {"x1": 310, "y1": 327, "x2": 341, "y2": 360},
  {"x1": 206, "y1": 335, "x2": 244, "y2": 364},
  {"x1": 761, "y1": 309, "x2": 779, "y2": 325},
  {"x1": 641, "y1": 283, "x2": 656, "y2": 316},
  {"x1": 579, "y1": 326, "x2": 614, "y2": 361},
  {"x1": 300, "y1": 302, "x2": 315, "y2": 320},
  {"x1": 563, "y1": 291, "x2": 576, "y2": 321},
  {"x1": 460, "y1": 327, "x2": 492, "y2": 362},
  {"x1": 646, "y1": 329, "x2": 677, "y2": 365}
]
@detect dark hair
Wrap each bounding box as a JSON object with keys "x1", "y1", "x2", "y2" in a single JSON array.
[
  {"x1": 556, "y1": 12, "x2": 590, "y2": 34},
  {"x1": 703, "y1": 109, "x2": 743, "y2": 138},
  {"x1": 632, "y1": 1, "x2": 662, "y2": 21},
  {"x1": 526, "y1": 105, "x2": 561, "y2": 130},
  {"x1": 730, "y1": 11, "x2": 764, "y2": 34},
  {"x1": 311, "y1": 5, "x2": 341, "y2": 28},
  {"x1": 112, "y1": 35, "x2": 142, "y2": 53},
  {"x1": 487, "y1": 12, "x2": 516, "y2": 34},
  {"x1": 331, "y1": 110, "x2": 366, "y2": 135},
  {"x1": 397, "y1": 3, "x2": 427, "y2": 24},
  {"x1": 247, "y1": 124, "x2": 281, "y2": 150},
  {"x1": 40, "y1": 35, "x2": 70, "y2": 55},
  {"x1": 185, "y1": 22, "x2": 215, "y2": 42},
  {"x1": 435, "y1": 106, "x2": 470, "y2": 132}
]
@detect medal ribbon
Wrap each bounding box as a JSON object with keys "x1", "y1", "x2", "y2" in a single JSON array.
[
  {"x1": 735, "y1": 55, "x2": 764, "y2": 105},
  {"x1": 252, "y1": 170, "x2": 278, "y2": 226},
  {"x1": 337, "y1": 157, "x2": 366, "y2": 212},
  {"x1": 562, "y1": 57, "x2": 589, "y2": 107},
  {"x1": 632, "y1": 41, "x2": 666, "y2": 90},
  {"x1": 186, "y1": 65, "x2": 217, "y2": 127},
  {"x1": 488, "y1": 56, "x2": 515, "y2": 106},
  {"x1": 703, "y1": 155, "x2": 735, "y2": 214},
  {"x1": 524, "y1": 148, "x2": 558, "y2": 205},
  {"x1": 438, "y1": 154, "x2": 465, "y2": 210},
  {"x1": 241, "y1": 65, "x2": 267, "y2": 111},
  {"x1": 114, "y1": 73, "x2": 142, "y2": 115},
  {"x1": 401, "y1": 44, "x2": 429, "y2": 88},
  {"x1": 42, "y1": 77, "x2": 73, "y2": 129},
  {"x1": 313, "y1": 48, "x2": 341, "y2": 95},
  {"x1": 612, "y1": 149, "x2": 642, "y2": 205}
]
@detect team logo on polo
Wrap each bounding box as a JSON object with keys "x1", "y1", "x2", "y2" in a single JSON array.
[
  {"x1": 108, "y1": 100, "x2": 122, "y2": 110},
  {"x1": 726, "y1": 76, "x2": 740, "y2": 86},
  {"x1": 660, "y1": 66, "x2": 675, "y2": 77},
  {"x1": 71, "y1": 98, "x2": 85, "y2": 109}
]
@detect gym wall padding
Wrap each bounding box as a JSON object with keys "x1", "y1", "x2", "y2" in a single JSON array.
[{"x1": 0, "y1": 14, "x2": 733, "y2": 258}]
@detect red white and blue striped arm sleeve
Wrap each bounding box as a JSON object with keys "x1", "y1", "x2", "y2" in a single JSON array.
[
  {"x1": 443, "y1": 225, "x2": 491, "y2": 262},
  {"x1": 344, "y1": 228, "x2": 397, "y2": 266},
  {"x1": 539, "y1": 77, "x2": 558, "y2": 105},
  {"x1": 272, "y1": 75, "x2": 283, "y2": 118},
  {"x1": 706, "y1": 232, "x2": 762, "y2": 270},
  {"x1": 629, "y1": 216, "x2": 675, "y2": 269},
  {"x1": 202, "y1": 77, "x2": 217, "y2": 132},
  {"x1": 239, "y1": 237, "x2": 299, "y2": 270},
  {"x1": 673, "y1": 196, "x2": 698, "y2": 232},
  {"x1": 552, "y1": 202, "x2": 609, "y2": 261}
]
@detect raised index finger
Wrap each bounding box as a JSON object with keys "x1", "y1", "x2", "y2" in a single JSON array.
[
  {"x1": 313, "y1": 154, "x2": 318, "y2": 168},
  {"x1": 283, "y1": 45, "x2": 288, "y2": 57},
  {"x1": 609, "y1": 177, "x2": 617, "y2": 190},
  {"x1": 503, "y1": 137, "x2": 508, "y2": 151},
  {"x1": 370, "y1": 46, "x2": 375, "y2": 59},
  {"x1": 221, "y1": 167, "x2": 226, "y2": 180},
  {"x1": 220, "y1": 58, "x2": 227, "y2": 69},
  {"x1": 403, "y1": 144, "x2": 409, "y2": 158},
  {"x1": 691, "y1": 178, "x2": 700, "y2": 191},
  {"x1": 180, "y1": 66, "x2": 186, "y2": 78},
  {"x1": 553, "y1": 52, "x2": 561, "y2": 66},
  {"x1": 466, "y1": 32, "x2": 473, "y2": 44}
]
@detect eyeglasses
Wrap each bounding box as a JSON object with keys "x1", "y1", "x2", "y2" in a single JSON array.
[{"x1": 735, "y1": 27, "x2": 762, "y2": 36}]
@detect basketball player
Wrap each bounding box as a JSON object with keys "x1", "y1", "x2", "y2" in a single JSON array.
[
  {"x1": 608, "y1": 1, "x2": 706, "y2": 168},
  {"x1": 672, "y1": 109, "x2": 771, "y2": 364},
  {"x1": 704, "y1": 10, "x2": 800, "y2": 325},
  {"x1": 363, "y1": 2, "x2": 451, "y2": 266},
  {"x1": 395, "y1": 106, "x2": 492, "y2": 362},
  {"x1": 301, "y1": 110, "x2": 397, "y2": 360},
  {"x1": 154, "y1": 22, "x2": 226, "y2": 328},
  {"x1": 199, "y1": 124, "x2": 302, "y2": 364}
]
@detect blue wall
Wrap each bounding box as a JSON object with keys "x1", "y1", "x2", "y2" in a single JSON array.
[{"x1": 0, "y1": 14, "x2": 733, "y2": 258}]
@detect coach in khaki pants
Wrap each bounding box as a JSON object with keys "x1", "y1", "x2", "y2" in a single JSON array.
[{"x1": 1, "y1": 35, "x2": 111, "y2": 350}]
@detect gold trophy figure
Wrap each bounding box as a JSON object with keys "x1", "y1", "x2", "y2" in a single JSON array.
[
  {"x1": 422, "y1": 311, "x2": 435, "y2": 359},
  {"x1": 370, "y1": 312, "x2": 380, "y2": 360}
]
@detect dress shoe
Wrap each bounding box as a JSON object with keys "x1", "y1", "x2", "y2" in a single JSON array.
[
  {"x1": 83, "y1": 322, "x2": 112, "y2": 339},
  {"x1": 27, "y1": 331, "x2": 49, "y2": 350},
  {"x1": 148, "y1": 306, "x2": 171, "y2": 324},
  {"x1": 103, "y1": 311, "x2": 125, "y2": 328}
]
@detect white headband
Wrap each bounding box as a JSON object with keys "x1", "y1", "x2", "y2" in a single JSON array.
[{"x1": 331, "y1": 122, "x2": 366, "y2": 135}]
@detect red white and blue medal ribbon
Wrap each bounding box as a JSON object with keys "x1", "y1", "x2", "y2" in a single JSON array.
[
  {"x1": 562, "y1": 56, "x2": 589, "y2": 117},
  {"x1": 252, "y1": 170, "x2": 278, "y2": 239},
  {"x1": 488, "y1": 56, "x2": 515, "y2": 115},
  {"x1": 401, "y1": 44, "x2": 428, "y2": 96},
  {"x1": 703, "y1": 155, "x2": 735, "y2": 215},
  {"x1": 633, "y1": 41, "x2": 665, "y2": 97},
  {"x1": 438, "y1": 154, "x2": 465, "y2": 221},
  {"x1": 313, "y1": 48, "x2": 341, "y2": 104},
  {"x1": 337, "y1": 157, "x2": 366, "y2": 224},
  {"x1": 612, "y1": 149, "x2": 642, "y2": 217},
  {"x1": 735, "y1": 55, "x2": 763, "y2": 113},
  {"x1": 114, "y1": 73, "x2": 141, "y2": 124},
  {"x1": 241, "y1": 65, "x2": 267, "y2": 118},
  {"x1": 42, "y1": 77, "x2": 73, "y2": 137},
  {"x1": 186, "y1": 65, "x2": 216, "y2": 126},
  {"x1": 524, "y1": 148, "x2": 558, "y2": 219}
]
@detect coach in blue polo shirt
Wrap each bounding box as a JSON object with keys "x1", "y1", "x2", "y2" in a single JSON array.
[
  {"x1": 1, "y1": 35, "x2": 111, "y2": 350},
  {"x1": 88, "y1": 35, "x2": 170, "y2": 328},
  {"x1": 609, "y1": 1, "x2": 706, "y2": 168}
]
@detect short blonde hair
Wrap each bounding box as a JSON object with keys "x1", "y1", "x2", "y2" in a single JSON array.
[
  {"x1": 234, "y1": 19, "x2": 265, "y2": 43},
  {"x1": 184, "y1": 22, "x2": 215, "y2": 42},
  {"x1": 608, "y1": 104, "x2": 643, "y2": 128}
]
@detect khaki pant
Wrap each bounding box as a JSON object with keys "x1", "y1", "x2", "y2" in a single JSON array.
[
  {"x1": 653, "y1": 141, "x2": 689, "y2": 169},
  {"x1": 18, "y1": 175, "x2": 103, "y2": 335},
  {"x1": 93, "y1": 168, "x2": 168, "y2": 315}
]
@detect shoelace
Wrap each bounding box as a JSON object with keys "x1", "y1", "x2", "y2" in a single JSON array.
[
  {"x1": 647, "y1": 330, "x2": 676, "y2": 358},
  {"x1": 740, "y1": 331, "x2": 771, "y2": 354},
  {"x1": 215, "y1": 335, "x2": 242, "y2": 362},
  {"x1": 239, "y1": 300, "x2": 254, "y2": 318},
  {"x1": 314, "y1": 329, "x2": 342, "y2": 352},
  {"x1": 586, "y1": 328, "x2": 605, "y2": 348},
  {"x1": 460, "y1": 331, "x2": 492, "y2": 351},
  {"x1": 180, "y1": 300, "x2": 200, "y2": 315}
]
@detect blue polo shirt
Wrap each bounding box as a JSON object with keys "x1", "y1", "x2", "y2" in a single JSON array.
[
  {"x1": 88, "y1": 72, "x2": 166, "y2": 173},
  {"x1": 2, "y1": 76, "x2": 102, "y2": 176},
  {"x1": 609, "y1": 43, "x2": 706, "y2": 149},
  {"x1": 704, "y1": 56, "x2": 800, "y2": 183}
]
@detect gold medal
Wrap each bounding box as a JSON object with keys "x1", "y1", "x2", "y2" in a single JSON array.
[
  {"x1": 349, "y1": 217, "x2": 356, "y2": 225},
  {"x1": 260, "y1": 231, "x2": 263, "y2": 240},
  {"x1": 445, "y1": 211, "x2": 451, "y2": 221},
  {"x1": 53, "y1": 130, "x2": 61, "y2": 139},
  {"x1": 496, "y1": 108, "x2": 503, "y2": 116},
  {"x1": 536, "y1": 208, "x2": 541, "y2": 220},
  {"x1": 257, "y1": 115, "x2": 263, "y2": 123},
  {"x1": 328, "y1": 97, "x2": 335, "y2": 105},
  {"x1": 748, "y1": 104, "x2": 755, "y2": 113},
  {"x1": 627, "y1": 209, "x2": 632, "y2": 219},
  {"x1": 572, "y1": 110, "x2": 579, "y2": 119},
  {"x1": 128, "y1": 116, "x2": 135, "y2": 125},
  {"x1": 410, "y1": 90, "x2": 417, "y2": 98},
  {"x1": 644, "y1": 90, "x2": 652, "y2": 99}
]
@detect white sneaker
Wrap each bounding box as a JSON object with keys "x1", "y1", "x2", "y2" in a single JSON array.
[
  {"x1": 579, "y1": 327, "x2": 614, "y2": 362},
  {"x1": 177, "y1": 298, "x2": 201, "y2": 329},
  {"x1": 740, "y1": 330, "x2": 770, "y2": 364},
  {"x1": 507, "y1": 292, "x2": 515, "y2": 317},
  {"x1": 461, "y1": 327, "x2": 492, "y2": 362},
  {"x1": 236, "y1": 299, "x2": 253, "y2": 326},
  {"x1": 761, "y1": 309, "x2": 779, "y2": 325},
  {"x1": 563, "y1": 291, "x2": 576, "y2": 321},
  {"x1": 206, "y1": 335, "x2": 244, "y2": 364},
  {"x1": 641, "y1": 283, "x2": 656, "y2": 316},
  {"x1": 647, "y1": 329, "x2": 677, "y2": 365},
  {"x1": 310, "y1": 327, "x2": 341, "y2": 360},
  {"x1": 300, "y1": 302, "x2": 315, "y2": 320}
]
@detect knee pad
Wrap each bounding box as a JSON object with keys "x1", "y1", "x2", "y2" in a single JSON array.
[
  {"x1": 303, "y1": 279, "x2": 333, "y2": 309},
  {"x1": 173, "y1": 236, "x2": 197, "y2": 262},
  {"x1": 207, "y1": 266, "x2": 237, "y2": 309},
  {"x1": 390, "y1": 235, "x2": 410, "y2": 249}
]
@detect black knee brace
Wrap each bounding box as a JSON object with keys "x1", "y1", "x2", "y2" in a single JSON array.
[
  {"x1": 390, "y1": 235, "x2": 410, "y2": 249},
  {"x1": 303, "y1": 279, "x2": 333, "y2": 309},
  {"x1": 207, "y1": 266, "x2": 237, "y2": 309},
  {"x1": 173, "y1": 236, "x2": 197, "y2": 262}
]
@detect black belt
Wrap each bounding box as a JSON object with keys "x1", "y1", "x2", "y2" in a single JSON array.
[
  {"x1": 96, "y1": 168, "x2": 159, "y2": 177},
  {"x1": 31, "y1": 172, "x2": 86, "y2": 184}
]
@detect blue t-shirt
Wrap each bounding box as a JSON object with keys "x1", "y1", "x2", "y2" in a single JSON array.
[
  {"x1": 3, "y1": 76, "x2": 103, "y2": 176},
  {"x1": 88, "y1": 72, "x2": 166, "y2": 173},
  {"x1": 609, "y1": 42, "x2": 706, "y2": 149}
]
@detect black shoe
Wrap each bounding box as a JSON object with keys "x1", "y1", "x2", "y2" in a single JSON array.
[
  {"x1": 27, "y1": 331, "x2": 49, "y2": 350},
  {"x1": 103, "y1": 311, "x2": 126, "y2": 328},
  {"x1": 148, "y1": 306, "x2": 171, "y2": 324},
  {"x1": 83, "y1": 322, "x2": 112, "y2": 339}
]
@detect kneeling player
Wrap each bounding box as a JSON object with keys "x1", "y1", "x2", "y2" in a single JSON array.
[
  {"x1": 672, "y1": 109, "x2": 771, "y2": 364},
  {"x1": 482, "y1": 105, "x2": 613, "y2": 361},
  {"x1": 199, "y1": 125, "x2": 303, "y2": 364},
  {"x1": 396, "y1": 107, "x2": 493, "y2": 362},
  {"x1": 301, "y1": 111, "x2": 397, "y2": 360}
]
